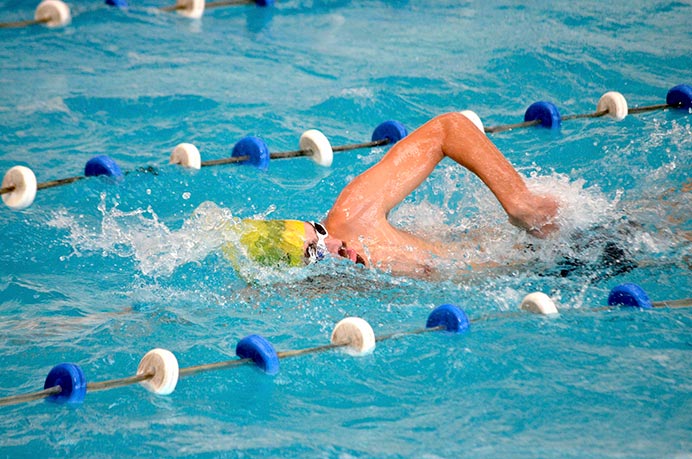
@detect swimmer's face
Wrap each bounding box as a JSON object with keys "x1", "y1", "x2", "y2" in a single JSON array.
[{"x1": 303, "y1": 222, "x2": 363, "y2": 265}]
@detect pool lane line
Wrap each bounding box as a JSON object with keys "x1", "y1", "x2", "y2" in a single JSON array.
[
  {"x1": 0, "y1": 138, "x2": 388, "y2": 192},
  {"x1": 651, "y1": 298, "x2": 692, "y2": 308},
  {"x1": 0, "y1": 16, "x2": 49, "y2": 28},
  {"x1": 0, "y1": 121, "x2": 403, "y2": 210},
  {"x1": 0, "y1": 0, "x2": 270, "y2": 29},
  {"x1": 483, "y1": 106, "x2": 610, "y2": 133},
  {"x1": 198, "y1": 138, "x2": 389, "y2": 167},
  {"x1": 590, "y1": 297, "x2": 692, "y2": 311},
  {"x1": 484, "y1": 85, "x2": 691, "y2": 133},
  {"x1": 520, "y1": 283, "x2": 692, "y2": 316},
  {"x1": 0, "y1": 309, "x2": 464, "y2": 407},
  {"x1": 160, "y1": 0, "x2": 255, "y2": 14},
  {"x1": 1, "y1": 86, "x2": 690, "y2": 211},
  {"x1": 3, "y1": 86, "x2": 690, "y2": 211},
  {"x1": 0, "y1": 0, "x2": 70, "y2": 29},
  {"x1": 0, "y1": 386, "x2": 62, "y2": 406},
  {"x1": 2, "y1": 284, "x2": 691, "y2": 408}
]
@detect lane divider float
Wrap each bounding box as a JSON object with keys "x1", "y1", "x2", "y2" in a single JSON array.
[
  {"x1": 0, "y1": 0, "x2": 70, "y2": 29},
  {"x1": 521, "y1": 282, "x2": 692, "y2": 315},
  {"x1": 2, "y1": 85, "x2": 691, "y2": 211},
  {"x1": 1, "y1": 282, "x2": 688, "y2": 408},
  {"x1": 483, "y1": 84, "x2": 691, "y2": 133},
  {"x1": 0, "y1": 304, "x2": 468, "y2": 407},
  {"x1": 155, "y1": 0, "x2": 272, "y2": 19},
  {"x1": 0, "y1": 0, "x2": 270, "y2": 28},
  {"x1": 0, "y1": 120, "x2": 407, "y2": 210}
]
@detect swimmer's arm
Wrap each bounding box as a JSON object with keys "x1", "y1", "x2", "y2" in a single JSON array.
[
  {"x1": 333, "y1": 113, "x2": 559, "y2": 237},
  {"x1": 435, "y1": 113, "x2": 560, "y2": 237}
]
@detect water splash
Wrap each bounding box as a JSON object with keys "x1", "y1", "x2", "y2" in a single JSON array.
[
  {"x1": 45, "y1": 166, "x2": 689, "y2": 286},
  {"x1": 47, "y1": 196, "x2": 236, "y2": 278},
  {"x1": 46, "y1": 197, "x2": 320, "y2": 285},
  {"x1": 392, "y1": 169, "x2": 689, "y2": 281}
]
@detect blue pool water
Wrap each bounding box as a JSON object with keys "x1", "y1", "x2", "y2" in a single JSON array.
[{"x1": 1, "y1": 0, "x2": 691, "y2": 457}]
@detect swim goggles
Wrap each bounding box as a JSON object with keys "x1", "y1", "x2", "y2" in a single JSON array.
[{"x1": 305, "y1": 221, "x2": 329, "y2": 264}]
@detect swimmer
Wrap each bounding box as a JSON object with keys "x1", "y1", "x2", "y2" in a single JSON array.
[{"x1": 227, "y1": 112, "x2": 560, "y2": 277}]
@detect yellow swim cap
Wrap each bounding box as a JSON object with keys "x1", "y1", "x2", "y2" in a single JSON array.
[{"x1": 225, "y1": 219, "x2": 307, "y2": 268}]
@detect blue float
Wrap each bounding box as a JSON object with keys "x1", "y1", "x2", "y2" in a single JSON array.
[
  {"x1": 104, "y1": 0, "x2": 128, "y2": 8},
  {"x1": 426, "y1": 304, "x2": 470, "y2": 333},
  {"x1": 44, "y1": 363, "x2": 87, "y2": 404},
  {"x1": 371, "y1": 120, "x2": 408, "y2": 144},
  {"x1": 232, "y1": 136, "x2": 270, "y2": 171},
  {"x1": 524, "y1": 101, "x2": 562, "y2": 129},
  {"x1": 607, "y1": 283, "x2": 653, "y2": 309},
  {"x1": 84, "y1": 155, "x2": 124, "y2": 178},
  {"x1": 666, "y1": 84, "x2": 692, "y2": 110},
  {"x1": 236, "y1": 334, "x2": 280, "y2": 375},
  {"x1": 255, "y1": 0, "x2": 275, "y2": 5}
]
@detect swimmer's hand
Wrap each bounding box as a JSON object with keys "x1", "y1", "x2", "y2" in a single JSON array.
[{"x1": 507, "y1": 194, "x2": 560, "y2": 238}]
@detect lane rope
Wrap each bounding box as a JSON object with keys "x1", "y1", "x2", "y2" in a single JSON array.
[
  {"x1": 520, "y1": 282, "x2": 692, "y2": 315},
  {"x1": 157, "y1": 0, "x2": 262, "y2": 18},
  {"x1": 0, "y1": 121, "x2": 402, "y2": 210},
  {"x1": 2, "y1": 85, "x2": 691, "y2": 211},
  {"x1": 0, "y1": 0, "x2": 71, "y2": 28},
  {"x1": 0, "y1": 282, "x2": 689, "y2": 408},
  {"x1": 0, "y1": 0, "x2": 270, "y2": 28},
  {"x1": 0, "y1": 305, "x2": 467, "y2": 407}
]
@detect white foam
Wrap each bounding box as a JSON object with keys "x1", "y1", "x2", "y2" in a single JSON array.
[
  {"x1": 526, "y1": 172, "x2": 621, "y2": 235},
  {"x1": 48, "y1": 196, "x2": 235, "y2": 277},
  {"x1": 391, "y1": 169, "x2": 639, "y2": 274},
  {"x1": 46, "y1": 198, "x2": 324, "y2": 284},
  {"x1": 45, "y1": 166, "x2": 688, "y2": 282}
]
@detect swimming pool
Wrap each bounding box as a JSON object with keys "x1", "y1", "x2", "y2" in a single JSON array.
[{"x1": 1, "y1": 0, "x2": 691, "y2": 457}]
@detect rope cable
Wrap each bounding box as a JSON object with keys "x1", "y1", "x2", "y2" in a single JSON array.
[
  {"x1": 0, "y1": 17, "x2": 47, "y2": 28},
  {"x1": 1, "y1": 96, "x2": 685, "y2": 200},
  {"x1": 1, "y1": 289, "x2": 690, "y2": 408}
]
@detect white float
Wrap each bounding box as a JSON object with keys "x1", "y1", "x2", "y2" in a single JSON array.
[
  {"x1": 597, "y1": 91, "x2": 628, "y2": 121},
  {"x1": 331, "y1": 317, "x2": 376, "y2": 355},
  {"x1": 2, "y1": 166, "x2": 38, "y2": 210},
  {"x1": 300, "y1": 129, "x2": 333, "y2": 167},
  {"x1": 170, "y1": 143, "x2": 202, "y2": 170},
  {"x1": 520, "y1": 292, "x2": 559, "y2": 316},
  {"x1": 175, "y1": 0, "x2": 205, "y2": 18},
  {"x1": 137, "y1": 348, "x2": 179, "y2": 395},
  {"x1": 34, "y1": 0, "x2": 71, "y2": 27},
  {"x1": 459, "y1": 109, "x2": 485, "y2": 133}
]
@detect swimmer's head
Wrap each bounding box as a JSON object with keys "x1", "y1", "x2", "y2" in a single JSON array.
[
  {"x1": 225, "y1": 218, "x2": 365, "y2": 269},
  {"x1": 305, "y1": 221, "x2": 365, "y2": 266},
  {"x1": 237, "y1": 219, "x2": 308, "y2": 267}
]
